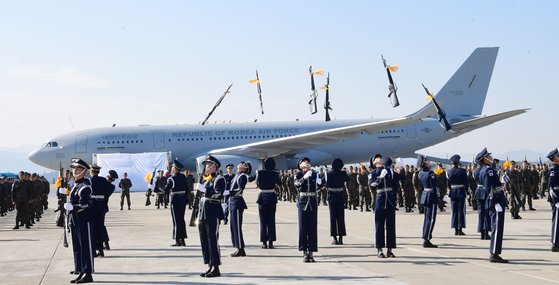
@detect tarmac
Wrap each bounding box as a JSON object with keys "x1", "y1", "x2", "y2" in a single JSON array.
[{"x1": 1, "y1": 185, "x2": 558, "y2": 285}]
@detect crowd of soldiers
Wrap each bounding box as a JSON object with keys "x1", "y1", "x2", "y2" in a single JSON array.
[
  {"x1": 0, "y1": 172, "x2": 50, "y2": 229},
  {"x1": 270, "y1": 161, "x2": 551, "y2": 218}
]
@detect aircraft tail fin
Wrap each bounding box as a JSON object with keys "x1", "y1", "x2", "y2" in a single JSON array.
[{"x1": 409, "y1": 47, "x2": 499, "y2": 118}]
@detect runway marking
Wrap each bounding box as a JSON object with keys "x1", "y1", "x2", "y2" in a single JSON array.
[{"x1": 38, "y1": 232, "x2": 63, "y2": 285}]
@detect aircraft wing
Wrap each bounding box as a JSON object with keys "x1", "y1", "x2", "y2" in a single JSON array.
[
  {"x1": 208, "y1": 117, "x2": 417, "y2": 159},
  {"x1": 450, "y1": 109, "x2": 529, "y2": 134}
]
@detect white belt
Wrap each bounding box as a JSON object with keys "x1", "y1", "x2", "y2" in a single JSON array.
[
  {"x1": 450, "y1": 185, "x2": 464, "y2": 189},
  {"x1": 259, "y1": 189, "x2": 276, "y2": 193},
  {"x1": 299, "y1": 192, "x2": 317, "y2": 197},
  {"x1": 328, "y1": 187, "x2": 344, "y2": 192},
  {"x1": 90, "y1": 195, "x2": 104, "y2": 199},
  {"x1": 477, "y1": 184, "x2": 485, "y2": 189},
  {"x1": 201, "y1": 197, "x2": 221, "y2": 203},
  {"x1": 377, "y1": 187, "x2": 393, "y2": 193},
  {"x1": 423, "y1": 188, "x2": 433, "y2": 192},
  {"x1": 171, "y1": 191, "x2": 186, "y2": 195}
]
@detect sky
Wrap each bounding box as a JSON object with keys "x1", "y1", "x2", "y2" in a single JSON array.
[{"x1": 0, "y1": 0, "x2": 558, "y2": 171}]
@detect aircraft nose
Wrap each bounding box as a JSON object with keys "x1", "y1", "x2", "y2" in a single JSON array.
[{"x1": 28, "y1": 148, "x2": 48, "y2": 168}]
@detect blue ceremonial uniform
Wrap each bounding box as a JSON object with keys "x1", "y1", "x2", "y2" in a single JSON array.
[
  {"x1": 447, "y1": 166, "x2": 468, "y2": 230},
  {"x1": 295, "y1": 170, "x2": 320, "y2": 253},
  {"x1": 229, "y1": 173, "x2": 251, "y2": 249},
  {"x1": 371, "y1": 167, "x2": 397, "y2": 249},
  {"x1": 163, "y1": 172, "x2": 189, "y2": 243},
  {"x1": 197, "y1": 174, "x2": 226, "y2": 266},
  {"x1": 326, "y1": 169, "x2": 349, "y2": 238},
  {"x1": 90, "y1": 175, "x2": 113, "y2": 253},
  {"x1": 474, "y1": 166, "x2": 491, "y2": 234},
  {"x1": 69, "y1": 178, "x2": 94, "y2": 275},
  {"x1": 255, "y1": 169, "x2": 281, "y2": 243},
  {"x1": 480, "y1": 165, "x2": 507, "y2": 255},
  {"x1": 548, "y1": 164, "x2": 559, "y2": 246},
  {"x1": 419, "y1": 167, "x2": 439, "y2": 242},
  {"x1": 222, "y1": 173, "x2": 234, "y2": 223}
]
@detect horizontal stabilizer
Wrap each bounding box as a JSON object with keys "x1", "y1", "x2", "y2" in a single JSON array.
[{"x1": 451, "y1": 109, "x2": 529, "y2": 134}]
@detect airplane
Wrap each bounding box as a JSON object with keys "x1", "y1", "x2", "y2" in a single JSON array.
[{"x1": 29, "y1": 47, "x2": 527, "y2": 173}]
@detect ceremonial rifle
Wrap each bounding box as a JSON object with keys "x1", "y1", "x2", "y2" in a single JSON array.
[
  {"x1": 422, "y1": 83, "x2": 452, "y2": 131},
  {"x1": 145, "y1": 168, "x2": 156, "y2": 206},
  {"x1": 201, "y1": 84, "x2": 233, "y2": 125},
  {"x1": 321, "y1": 73, "x2": 332, "y2": 121},
  {"x1": 382, "y1": 55, "x2": 400, "y2": 108}
]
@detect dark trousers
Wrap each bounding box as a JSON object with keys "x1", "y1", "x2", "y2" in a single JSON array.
[
  {"x1": 298, "y1": 205, "x2": 318, "y2": 252},
  {"x1": 230, "y1": 209, "x2": 245, "y2": 249},
  {"x1": 93, "y1": 212, "x2": 109, "y2": 250},
  {"x1": 422, "y1": 204, "x2": 437, "y2": 241},
  {"x1": 328, "y1": 203, "x2": 346, "y2": 237},
  {"x1": 258, "y1": 203, "x2": 277, "y2": 241},
  {"x1": 120, "y1": 190, "x2": 131, "y2": 208},
  {"x1": 71, "y1": 220, "x2": 94, "y2": 274},
  {"x1": 375, "y1": 207, "x2": 396, "y2": 248},
  {"x1": 552, "y1": 203, "x2": 559, "y2": 245},
  {"x1": 476, "y1": 199, "x2": 491, "y2": 232},
  {"x1": 489, "y1": 208, "x2": 505, "y2": 255},
  {"x1": 171, "y1": 200, "x2": 187, "y2": 240},
  {"x1": 198, "y1": 217, "x2": 221, "y2": 266},
  {"x1": 450, "y1": 198, "x2": 466, "y2": 229}
]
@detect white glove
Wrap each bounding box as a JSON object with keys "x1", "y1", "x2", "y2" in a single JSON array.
[
  {"x1": 197, "y1": 183, "x2": 206, "y2": 192},
  {"x1": 550, "y1": 190, "x2": 557, "y2": 199},
  {"x1": 379, "y1": 169, "x2": 388, "y2": 179},
  {"x1": 58, "y1": 187, "x2": 67, "y2": 195},
  {"x1": 495, "y1": 204, "x2": 503, "y2": 212},
  {"x1": 64, "y1": 203, "x2": 74, "y2": 211},
  {"x1": 371, "y1": 182, "x2": 379, "y2": 187},
  {"x1": 221, "y1": 203, "x2": 228, "y2": 213},
  {"x1": 316, "y1": 177, "x2": 322, "y2": 184},
  {"x1": 303, "y1": 170, "x2": 312, "y2": 179},
  {"x1": 555, "y1": 202, "x2": 559, "y2": 208},
  {"x1": 443, "y1": 195, "x2": 451, "y2": 203}
]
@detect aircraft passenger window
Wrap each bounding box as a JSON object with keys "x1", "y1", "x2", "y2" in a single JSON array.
[{"x1": 52, "y1": 142, "x2": 58, "y2": 147}]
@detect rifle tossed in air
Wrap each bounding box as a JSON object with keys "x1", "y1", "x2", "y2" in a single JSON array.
[{"x1": 145, "y1": 168, "x2": 156, "y2": 206}]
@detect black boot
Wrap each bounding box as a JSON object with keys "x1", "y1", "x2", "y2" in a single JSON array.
[
  {"x1": 75, "y1": 273, "x2": 93, "y2": 283},
  {"x1": 308, "y1": 251, "x2": 315, "y2": 262},
  {"x1": 268, "y1": 241, "x2": 274, "y2": 249},
  {"x1": 423, "y1": 240, "x2": 438, "y2": 248},
  {"x1": 94, "y1": 249, "x2": 104, "y2": 257},
  {"x1": 303, "y1": 251, "x2": 310, "y2": 263},
  {"x1": 480, "y1": 230, "x2": 486, "y2": 240},
  {"x1": 205, "y1": 266, "x2": 220, "y2": 277},
  {"x1": 71, "y1": 273, "x2": 84, "y2": 283},
  {"x1": 200, "y1": 266, "x2": 212, "y2": 277},
  {"x1": 457, "y1": 228, "x2": 465, "y2": 236},
  {"x1": 377, "y1": 249, "x2": 386, "y2": 258},
  {"x1": 484, "y1": 231, "x2": 491, "y2": 240},
  {"x1": 338, "y1": 236, "x2": 343, "y2": 245},
  {"x1": 179, "y1": 238, "x2": 186, "y2": 246},
  {"x1": 455, "y1": 228, "x2": 459, "y2": 236},
  {"x1": 489, "y1": 254, "x2": 509, "y2": 263},
  {"x1": 104, "y1": 242, "x2": 110, "y2": 250},
  {"x1": 12, "y1": 225, "x2": 19, "y2": 230},
  {"x1": 552, "y1": 244, "x2": 559, "y2": 252},
  {"x1": 261, "y1": 242, "x2": 268, "y2": 249},
  {"x1": 230, "y1": 248, "x2": 246, "y2": 257}
]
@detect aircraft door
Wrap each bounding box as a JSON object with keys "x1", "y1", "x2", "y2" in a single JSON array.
[
  {"x1": 75, "y1": 134, "x2": 88, "y2": 153},
  {"x1": 406, "y1": 124, "x2": 417, "y2": 139},
  {"x1": 153, "y1": 132, "x2": 165, "y2": 150}
]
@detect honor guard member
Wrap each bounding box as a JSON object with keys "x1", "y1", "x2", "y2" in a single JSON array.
[
  {"x1": 162, "y1": 160, "x2": 189, "y2": 247},
  {"x1": 447, "y1": 155, "x2": 468, "y2": 236},
  {"x1": 255, "y1": 158, "x2": 282, "y2": 249},
  {"x1": 326, "y1": 158, "x2": 350, "y2": 245},
  {"x1": 295, "y1": 157, "x2": 322, "y2": 262},
  {"x1": 197, "y1": 155, "x2": 225, "y2": 278},
  {"x1": 474, "y1": 155, "x2": 491, "y2": 240},
  {"x1": 229, "y1": 161, "x2": 254, "y2": 257},
  {"x1": 370, "y1": 157, "x2": 398, "y2": 258},
  {"x1": 89, "y1": 165, "x2": 111, "y2": 257},
  {"x1": 477, "y1": 148, "x2": 509, "y2": 263},
  {"x1": 65, "y1": 158, "x2": 94, "y2": 284},
  {"x1": 417, "y1": 155, "x2": 440, "y2": 248},
  {"x1": 222, "y1": 164, "x2": 235, "y2": 225},
  {"x1": 546, "y1": 148, "x2": 559, "y2": 252}
]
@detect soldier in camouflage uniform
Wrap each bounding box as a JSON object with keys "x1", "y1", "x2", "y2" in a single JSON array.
[
  {"x1": 358, "y1": 166, "x2": 371, "y2": 212},
  {"x1": 521, "y1": 162, "x2": 536, "y2": 211},
  {"x1": 504, "y1": 161, "x2": 522, "y2": 219},
  {"x1": 402, "y1": 165, "x2": 415, "y2": 212},
  {"x1": 531, "y1": 164, "x2": 540, "y2": 200},
  {"x1": 12, "y1": 172, "x2": 31, "y2": 229},
  {"x1": 347, "y1": 166, "x2": 359, "y2": 210},
  {"x1": 540, "y1": 164, "x2": 549, "y2": 199},
  {"x1": 467, "y1": 165, "x2": 477, "y2": 210},
  {"x1": 317, "y1": 168, "x2": 327, "y2": 206},
  {"x1": 413, "y1": 166, "x2": 424, "y2": 214},
  {"x1": 155, "y1": 171, "x2": 167, "y2": 209}
]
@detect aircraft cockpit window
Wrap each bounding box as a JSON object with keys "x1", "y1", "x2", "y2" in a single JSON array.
[{"x1": 45, "y1": 141, "x2": 59, "y2": 148}]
